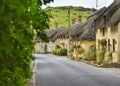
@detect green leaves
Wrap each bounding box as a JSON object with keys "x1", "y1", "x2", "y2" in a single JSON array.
[
  {"x1": 0, "y1": 0, "x2": 53, "y2": 85},
  {"x1": 38, "y1": 0, "x2": 54, "y2": 5}
]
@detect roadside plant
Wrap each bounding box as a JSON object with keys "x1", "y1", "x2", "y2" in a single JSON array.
[
  {"x1": 98, "y1": 51, "x2": 105, "y2": 64},
  {"x1": 52, "y1": 48, "x2": 67, "y2": 56},
  {"x1": 69, "y1": 55, "x2": 75, "y2": 60},
  {"x1": 75, "y1": 57, "x2": 82, "y2": 61},
  {"x1": 72, "y1": 44, "x2": 77, "y2": 48},
  {"x1": 69, "y1": 44, "x2": 76, "y2": 57},
  {"x1": 100, "y1": 39, "x2": 107, "y2": 46},
  {"x1": 87, "y1": 44, "x2": 96, "y2": 61},
  {"x1": 59, "y1": 48, "x2": 67, "y2": 56},
  {"x1": 107, "y1": 52, "x2": 113, "y2": 62},
  {"x1": 55, "y1": 45, "x2": 61, "y2": 49},
  {"x1": 77, "y1": 45, "x2": 85, "y2": 54},
  {"x1": 74, "y1": 45, "x2": 84, "y2": 61}
]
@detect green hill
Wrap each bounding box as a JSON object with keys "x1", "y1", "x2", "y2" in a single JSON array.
[{"x1": 46, "y1": 6, "x2": 92, "y2": 28}]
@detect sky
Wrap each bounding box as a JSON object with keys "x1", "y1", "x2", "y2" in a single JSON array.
[{"x1": 42, "y1": 0, "x2": 114, "y2": 9}]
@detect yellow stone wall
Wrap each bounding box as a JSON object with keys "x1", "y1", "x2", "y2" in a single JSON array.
[
  {"x1": 71, "y1": 40, "x2": 95, "y2": 58},
  {"x1": 96, "y1": 22, "x2": 120, "y2": 62},
  {"x1": 34, "y1": 42, "x2": 47, "y2": 53},
  {"x1": 59, "y1": 38, "x2": 69, "y2": 49},
  {"x1": 118, "y1": 22, "x2": 120, "y2": 62},
  {"x1": 81, "y1": 40, "x2": 95, "y2": 54},
  {"x1": 34, "y1": 41, "x2": 56, "y2": 53}
]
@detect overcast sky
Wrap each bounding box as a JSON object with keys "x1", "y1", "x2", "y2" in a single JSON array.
[{"x1": 42, "y1": 0, "x2": 114, "y2": 9}]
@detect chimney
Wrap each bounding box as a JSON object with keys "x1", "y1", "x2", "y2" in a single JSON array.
[
  {"x1": 78, "y1": 15, "x2": 82, "y2": 23},
  {"x1": 71, "y1": 18, "x2": 76, "y2": 25},
  {"x1": 54, "y1": 22, "x2": 58, "y2": 28}
]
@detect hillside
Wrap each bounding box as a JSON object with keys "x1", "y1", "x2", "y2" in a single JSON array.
[{"x1": 46, "y1": 6, "x2": 92, "y2": 28}]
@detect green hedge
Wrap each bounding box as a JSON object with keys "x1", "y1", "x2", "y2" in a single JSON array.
[
  {"x1": 52, "y1": 48, "x2": 67, "y2": 56},
  {"x1": 59, "y1": 48, "x2": 67, "y2": 56}
]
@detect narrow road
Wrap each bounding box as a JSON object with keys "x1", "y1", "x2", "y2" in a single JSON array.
[{"x1": 33, "y1": 54, "x2": 120, "y2": 86}]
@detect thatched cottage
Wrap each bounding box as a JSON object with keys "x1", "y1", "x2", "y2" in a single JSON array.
[
  {"x1": 45, "y1": 26, "x2": 66, "y2": 52},
  {"x1": 95, "y1": 0, "x2": 120, "y2": 62},
  {"x1": 34, "y1": 22, "x2": 66, "y2": 53},
  {"x1": 56, "y1": 16, "x2": 83, "y2": 51},
  {"x1": 69, "y1": 8, "x2": 107, "y2": 59}
]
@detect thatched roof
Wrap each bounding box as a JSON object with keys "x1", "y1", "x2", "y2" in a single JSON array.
[
  {"x1": 57, "y1": 28, "x2": 68, "y2": 38},
  {"x1": 70, "y1": 22, "x2": 83, "y2": 35},
  {"x1": 66, "y1": 22, "x2": 83, "y2": 38},
  {"x1": 108, "y1": 8, "x2": 120, "y2": 26},
  {"x1": 55, "y1": 22, "x2": 83, "y2": 39},
  {"x1": 46, "y1": 29, "x2": 58, "y2": 40},
  {"x1": 95, "y1": 1, "x2": 120, "y2": 29},
  {"x1": 74, "y1": 7, "x2": 107, "y2": 41},
  {"x1": 46, "y1": 27, "x2": 66, "y2": 42},
  {"x1": 70, "y1": 23, "x2": 83, "y2": 41},
  {"x1": 51, "y1": 27, "x2": 66, "y2": 42}
]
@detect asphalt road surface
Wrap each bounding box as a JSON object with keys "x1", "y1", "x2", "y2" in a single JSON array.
[{"x1": 33, "y1": 54, "x2": 120, "y2": 86}]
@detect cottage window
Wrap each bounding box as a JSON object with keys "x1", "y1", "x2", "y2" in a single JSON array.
[
  {"x1": 102, "y1": 28, "x2": 105, "y2": 36},
  {"x1": 94, "y1": 20, "x2": 96, "y2": 29},
  {"x1": 112, "y1": 39, "x2": 116, "y2": 52},
  {"x1": 102, "y1": 15, "x2": 106, "y2": 37},
  {"x1": 104, "y1": 15, "x2": 106, "y2": 27},
  {"x1": 108, "y1": 39, "x2": 110, "y2": 52}
]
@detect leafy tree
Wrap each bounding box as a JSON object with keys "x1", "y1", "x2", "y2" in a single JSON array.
[{"x1": 0, "y1": 0, "x2": 53, "y2": 86}]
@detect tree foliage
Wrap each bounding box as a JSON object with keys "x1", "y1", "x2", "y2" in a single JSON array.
[{"x1": 0, "y1": 0, "x2": 53, "y2": 85}]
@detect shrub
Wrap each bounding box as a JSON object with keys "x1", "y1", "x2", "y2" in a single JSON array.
[
  {"x1": 55, "y1": 45, "x2": 61, "y2": 49},
  {"x1": 52, "y1": 48, "x2": 67, "y2": 56},
  {"x1": 72, "y1": 44, "x2": 77, "y2": 48},
  {"x1": 54, "y1": 49, "x2": 60, "y2": 55},
  {"x1": 69, "y1": 56, "x2": 75, "y2": 60},
  {"x1": 77, "y1": 45, "x2": 85, "y2": 54},
  {"x1": 87, "y1": 44, "x2": 96, "y2": 61},
  {"x1": 69, "y1": 44, "x2": 85, "y2": 60},
  {"x1": 107, "y1": 52, "x2": 113, "y2": 62},
  {"x1": 100, "y1": 39, "x2": 107, "y2": 46},
  {"x1": 52, "y1": 50, "x2": 56, "y2": 55},
  {"x1": 59, "y1": 48, "x2": 67, "y2": 56},
  {"x1": 98, "y1": 51, "x2": 105, "y2": 64},
  {"x1": 75, "y1": 57, "x2": 82, "y2": 61}
]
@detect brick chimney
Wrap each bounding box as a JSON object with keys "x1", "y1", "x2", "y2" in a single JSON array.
[
  {"x1": 54, "y1": 22, "x2": 58, "y2": 28},
  {"x1": 78, "y1": 15, "x2": 82, "y2": 23},
  {"x1": 71, "y1": 18, "x2": 76, "y2": 25}
]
